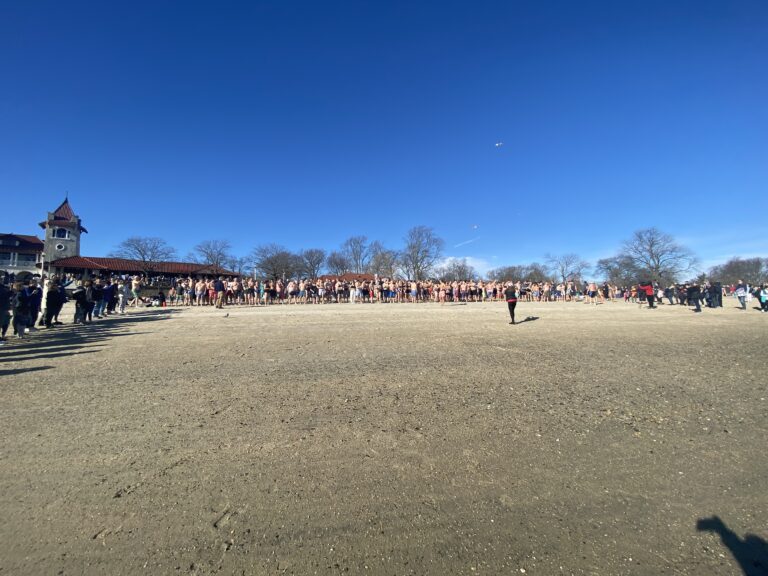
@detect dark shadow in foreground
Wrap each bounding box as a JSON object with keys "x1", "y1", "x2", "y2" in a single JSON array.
[
  {"x1": 0, "y1": 365, "x2": 54, "y2": 377},
  {"x1": 698, "y1": 516, "x2": 768, "y2": 575},
  {"x1": 517, "y1": 316, "x2": 540, "y2": 324},
  {"x1": 0, "y1": 309, "x2": 179, "y2": 364}
]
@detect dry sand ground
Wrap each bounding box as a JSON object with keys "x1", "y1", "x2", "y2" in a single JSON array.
[{"x1": 1, "y1": 299, "x2": 766, "y2": 576}]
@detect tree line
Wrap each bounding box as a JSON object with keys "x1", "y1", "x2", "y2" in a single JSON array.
[{"x1": 110, "y1": 226, "x2": 768, "y2": 285}]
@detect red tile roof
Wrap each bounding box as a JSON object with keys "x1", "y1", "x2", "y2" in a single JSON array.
[
  {"x1": 0, "y1": 233, "x2": 44, "y2": 247},
  {"x1": 39, "y1": 198, "x2": 88, "y2": 232},
  {"x1": 52, "y1": 199, "x2": 75, "y2": 220},
  {"x1": 50, "y1": 256, "x2": 237, "y2": 276}
]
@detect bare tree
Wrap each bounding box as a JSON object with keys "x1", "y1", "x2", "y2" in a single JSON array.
[
  {"x1": 195, "y1": 239, "x2": 232, "y2": 271},
  {"x1": 595, "y1": 255, "x2": 641, "y2": 286},
  {"x1": 368, "y1": 241, "x2": 399, "y2": 278},
  {"x1": 617, "y1": 227, "x2": 697, "y2": 282},
  {"x1": 521, "y1": 262, "x2": 550, "y2": 282},
  {"x1": 487, "y1": 265, "x2": 528, "y2": 281},
  {"x1": 487, "y1": 262, "x2": 550, "y2": 282},
  {"x1": 225, "y1": 255, "x2": 251, "y2": 277},
  {"x1": 545, "y1": 253, "x2": 590, "y2": 284},
  {"x1": 326, "y1": 251, "x2": 351, "y2": 276},
  {"x1": 435, "y1": 258, "x2": 477, "y2": 281},
  {"x1": 399, "y1": 226, "x2": 444, "y2": 281},
  {"x1": 341, "y1": 236, "x2": 371, "y2": 274},
  {"x1": 110, "y1": 236, "x2": 177, "y2": 277},
  {"x1": 298, "y1": 248, "x2": 327, "y2": 279},
  {"x1": 708, "y1": 257, "x2": 767, "y2": 285},
  {"x1": 251, "y1": 244, "x2": 300, "y2": 280}
]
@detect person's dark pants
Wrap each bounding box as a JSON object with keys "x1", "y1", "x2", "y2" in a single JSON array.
[
  {"x1": 52, "y1": 301, "x2": 64, "y2": 322},
  {"x1": 0, "y1": 310, "x2": 10, "y2": 338},
  {"x1": 74, "y1": 303, "x2": 86, "y2": 324},
  {"x1": 647, "y1": 293, "x2": 655, "y2": 308},
  {"x1": 44, "y1": 307, "x2": 57, "y2": 328},
  {"x1": 86, "y1": 302, "x2": 95, "y2": 322},
  {"x1": 667, "y1": 295, "x2": 674, "y2": 305},
  {"x1": 12, "y1": 313, "x2": 26, "y2": 336},
  {"x1": 507, "y1": 300, "x2": 517, "y2": 323},
  {"x1": 693, "y1": 298, "x2": 701, "y2": 312}
]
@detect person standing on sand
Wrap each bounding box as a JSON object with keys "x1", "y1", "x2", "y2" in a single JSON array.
[
  {"x1": 43, "y1": 281, "x2": 64, "y2": 328},
  {"x1": 0, "y1": 282, "x2": 12, "y2": 341},
  {"x1": 504, "y1": 282, "x2": 519, "y2": 325},
  {"x1": 84, "y1": 280, "x2": 96, "y2": 323},
  {"x1": 130, "y1": 275, "x2": 142, "y2": 307},
  {"x1": 71, "y1": 281, "x2": 87, "y2": 324},
  {"x1": 759, "y1": 284, "x2": 768, "y2": 312},
  {"x1": 639, "y1": 281, "x2": 656, "y2": 308},
  {"x1": 687, "y1": 282, "x2": 702, "y2": 313},
  {"x1": 734, "y1": 279, "x2": 748, "y2": 310},
  {"x1": 11, "y1": 282, "x2": 30, "y2": 338},
  {"x1": 213, "y1": 276, "x2": 225, "y2": 309}
]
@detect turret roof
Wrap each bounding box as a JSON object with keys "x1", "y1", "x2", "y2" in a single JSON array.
[
  {"x1": 52, "y1": 198, "x2": 75, "y2": 220},
  {"x1": 39, "y1": 198, "x2": 88, "y2": 232}
]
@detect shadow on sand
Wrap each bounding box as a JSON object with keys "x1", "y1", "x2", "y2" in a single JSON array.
[
  {"x1": 0, "y1": 365, "x2": 55, "y2": 376},
  {"x1": 0, "y1": 309, "x2": 179, "y2": 365},
  {"x1": 698, "y1": 515, "x2": 768, "y2": 575}
]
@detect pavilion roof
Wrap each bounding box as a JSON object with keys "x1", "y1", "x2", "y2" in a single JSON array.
[{"x1": 49, "y1": 256, "x2": 237, "y2": 276}]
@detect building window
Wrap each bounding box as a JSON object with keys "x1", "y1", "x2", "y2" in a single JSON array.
[
  {"x1": 17, "y1": 254, "x2": 37, "y2": 264},
  {"x1": 55, "y1": 244, "x2": 65, "y2": 251},
  {"x1": 54, "y1": 228, "x2": 70, "y2": 239}
]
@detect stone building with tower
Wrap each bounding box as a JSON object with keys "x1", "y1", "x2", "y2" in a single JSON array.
[
  {"x1": 1, "y1": 197, "x2": 235, "y2": 282},
  {"x1": 39, "y1": 197, "x2": 88, "y2": 264}
]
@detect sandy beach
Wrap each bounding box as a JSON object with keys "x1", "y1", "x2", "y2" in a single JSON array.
[{"x1": 1, "y1": 299, "x2": 766, "y2": 575}]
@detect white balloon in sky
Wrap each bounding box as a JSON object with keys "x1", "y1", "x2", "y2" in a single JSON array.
[{"x1": 495, "y1": 142, "x2": 503, "y2": 147}]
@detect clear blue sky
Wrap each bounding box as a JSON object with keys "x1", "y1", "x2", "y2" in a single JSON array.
[{"x1": 2, "y1": 1, "x2": 766, "y2": 275}]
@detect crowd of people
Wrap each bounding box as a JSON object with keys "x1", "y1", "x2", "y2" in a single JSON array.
[
  {"x1": 1, "y1": 274, "x2": 766, "y2": 343},
  {"x1": 0, "y1": 275, "x2": 152, "y2": 341},
  {"x1": 158, "y1": 276, "x2": 767, "y2": 312}
]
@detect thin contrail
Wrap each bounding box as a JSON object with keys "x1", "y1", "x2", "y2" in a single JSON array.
[{"x1": 454, "y1": 237, "x2": 480, "y2": 248}]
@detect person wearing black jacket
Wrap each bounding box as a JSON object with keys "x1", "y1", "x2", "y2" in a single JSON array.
[
  {"x1": 71, "y1": 282, "x2": 88, "y2": 324},
  {"x1": 51, "y1": 281, "x2": 68, "y2": 324},
  {"x1": 504, "y1": 282, "x2": 519, "y2": 325},
  {"x1": 26, "y1": 281, "x2": 43, "y2": 327},
  {"x1": 92, "y1": 279, "x2": 105, "y2": 318},
  {"x1": 106, "y1": 278, "x2": 119, "y2": 313},
  {"x1": 663, "y1": 285, "x2": 676, "y2": 305},
  {"x1": 101, "y1": 279, "x2": 115, "y2": 315},
  {"x1": 44, "y1": 282, "x2": 64, "y2": 328},
  {"x1": 11, "y1": 282, "x2": 30, "y2": 338},
  {"x1": 84, "y1": 280, "x2": 96, "y2": 323},
  {"x1": 687, "y1": 282, "x2": 702, "y2": 313},
  {"x1": 712, "y1": 282, "x2": 723, "y2": 308},
  {"x1": 0, "y1": 282, "x2": 11, "y2": 341}
]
